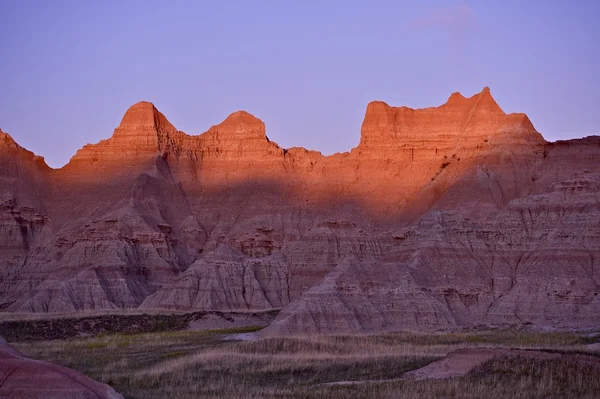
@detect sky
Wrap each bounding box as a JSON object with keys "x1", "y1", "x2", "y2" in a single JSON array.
[{"x1": 1, "y1": 0, "x2": 599, "y2": 168}]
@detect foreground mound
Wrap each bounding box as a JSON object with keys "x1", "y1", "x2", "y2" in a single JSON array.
[{"x1": 0, "y1": 337, "x2": 123, "y2": 399}]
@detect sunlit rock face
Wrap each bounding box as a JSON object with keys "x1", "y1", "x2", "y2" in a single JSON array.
[{"x1": 1, "y1": 88, "x2": 599, "y2": 335}]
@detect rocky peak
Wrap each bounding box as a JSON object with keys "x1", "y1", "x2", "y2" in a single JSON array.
[
  {"x1": 65, "y1": 102, "x2": 182, "y2": 169},
  {"x1": 193, "y1": 110, "x2": 283, "y2": 161},
  {"x1": 61, "y1": 88, "x2": 544, "y2": 173},
  {"x1": 0, "y1": 129, "x2": 10, "y2": 146},
  {"x1": 446, "y1": 91, "x2": 469, "y2": 105},
  {"x1": 204, "y1": 110, "x2": 267, "y2": 141},
  {"x1": 469, "y1": 86, "x2": 504, "y2": 114},
  {"x1": 113, "y1": 101, "x2": 178, "y2": 139},
  {"x1": 0, "y1": 130, "x2": 24, "y2": 162},
  {"x1": 359, "y1": 87, "x2": 540, "y2": 150},
  {"x1": 0, "y1": 129, "x2": 18, "y2": 147},
  {"x1": 0, "y1": 129, "x2": 35, "y2": 156},
  {"x1": 118, "y1": 101, "x2": 161, "y2": 127}
]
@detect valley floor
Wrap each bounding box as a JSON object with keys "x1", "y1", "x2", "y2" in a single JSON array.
[{"x1": 9, "y1": 324, "x2": 600, "y2": 399}]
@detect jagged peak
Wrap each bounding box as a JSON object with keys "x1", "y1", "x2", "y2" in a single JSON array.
[
  {"x1": 119, "y1": 101, "x2": 158, "y2": 126},
  {"x1": 220, "y1": 110, "x2": 264, "y2": 126},
  {"x1": 447, "y1": 91, "x2": 469, "y2": 105},
  {"x1": 0, "y1": 129, "x2": 15, "y2": 145},
  {"x1": 469, "y1": 86, "x2": 504, "y2": 113},
  {"x1": 365, "y1": 87, "x2": 501, "y2": 115},
  {"x1": 359, "y1": 87, "x2": 538, "y2": 148},
  {"x1": 365, "y1": 100, "x2": 391, "y2": 110},
  {"x1": 21, "y1": 89, "x2": 547, "y2": 170},
  {"x1": 505, "y1": 112, "x2": 538, "y2": 132},
  {"x1": 0, "y1": 128, "x2": 49, "y2": 167},
  {"x1": 0, "y1": 129, "x2": 19, "y2": 147},
  {"x1": 116, "y1": 101, "x2": 176, "y2": 134},
  {"x1": 208, "y1": 110, "x2": 267, "y2": 139}
]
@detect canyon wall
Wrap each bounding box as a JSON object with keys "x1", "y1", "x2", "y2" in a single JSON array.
[{"x1": 1, "y1": 88, "x2": 599, "y2": 334}]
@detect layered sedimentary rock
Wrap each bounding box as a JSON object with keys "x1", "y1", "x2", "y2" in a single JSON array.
[
  {"x1": 1, "y1": 88, "x2": 599, "y2": 335},
  {"x1": 141, "y1": 244, "x2": 292, "y2": 311},
  {"x1": 264, "y1": 172, "x2": 600, "y2": 335}
]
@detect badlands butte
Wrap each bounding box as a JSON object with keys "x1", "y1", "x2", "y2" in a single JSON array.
[{"x1": 1, "y1": 87, "x2": 599, "y2": 335}]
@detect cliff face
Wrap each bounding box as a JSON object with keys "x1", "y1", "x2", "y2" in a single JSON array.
[
  {"x1": 359, "y1": 87, "x2": 541, "y2": 152},
  {"x1": 1, "y1": 88, "x2": 599, "y2": 335}
]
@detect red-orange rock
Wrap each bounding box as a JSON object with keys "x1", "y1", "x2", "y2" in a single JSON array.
[{"x1": 1, "y1": 88, "x2": 599, "y2": 335}]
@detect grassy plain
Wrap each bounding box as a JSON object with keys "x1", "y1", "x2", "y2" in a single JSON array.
[{"x1": 12, "y1": 328, "x2": 600, "y2": 398}]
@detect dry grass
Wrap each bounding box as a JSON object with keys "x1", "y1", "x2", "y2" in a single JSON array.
[
  {"x1": 13, "y1": 329, "x2": 600, "y2": 399},
  {"x1": 305, "y1": 357, "x2": 600, "y2": 399}
]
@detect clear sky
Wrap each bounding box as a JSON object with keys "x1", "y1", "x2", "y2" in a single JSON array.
[{"x1": 1, "y1": 0, "x2": 599, "y2": 167}]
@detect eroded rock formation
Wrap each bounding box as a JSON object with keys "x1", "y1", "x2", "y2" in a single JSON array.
[{"x1": 1, "y1": 88, "x2": 599, "y2": 335}]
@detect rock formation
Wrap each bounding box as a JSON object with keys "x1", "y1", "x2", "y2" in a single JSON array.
[
  {"x1": 1, "y1": 88, "x2": 599, "y2": 335},
  {"x1": 0, "y1": 337, "x2": 123, "y2": 398}
]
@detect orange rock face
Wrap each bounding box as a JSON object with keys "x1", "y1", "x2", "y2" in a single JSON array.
[{"x1": 1, "y1": 88, "x2": 599, "y2": 335}]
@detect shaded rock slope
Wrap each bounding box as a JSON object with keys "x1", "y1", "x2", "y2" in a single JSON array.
[
  {"x1": 1, "y1": 88, "x2": 599, "y2": 335},
  {"x1": 0, "y1": 337, "x2": 123, "y2": 398}
]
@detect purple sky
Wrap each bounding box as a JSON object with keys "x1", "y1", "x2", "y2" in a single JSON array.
[{"x1": 1, "y1": 0, "x2": 599, "y2": 167}]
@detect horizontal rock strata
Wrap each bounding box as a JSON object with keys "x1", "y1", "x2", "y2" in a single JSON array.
[{"x1": 1, "y1": 88, "x2": 599, "y2": 335}]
